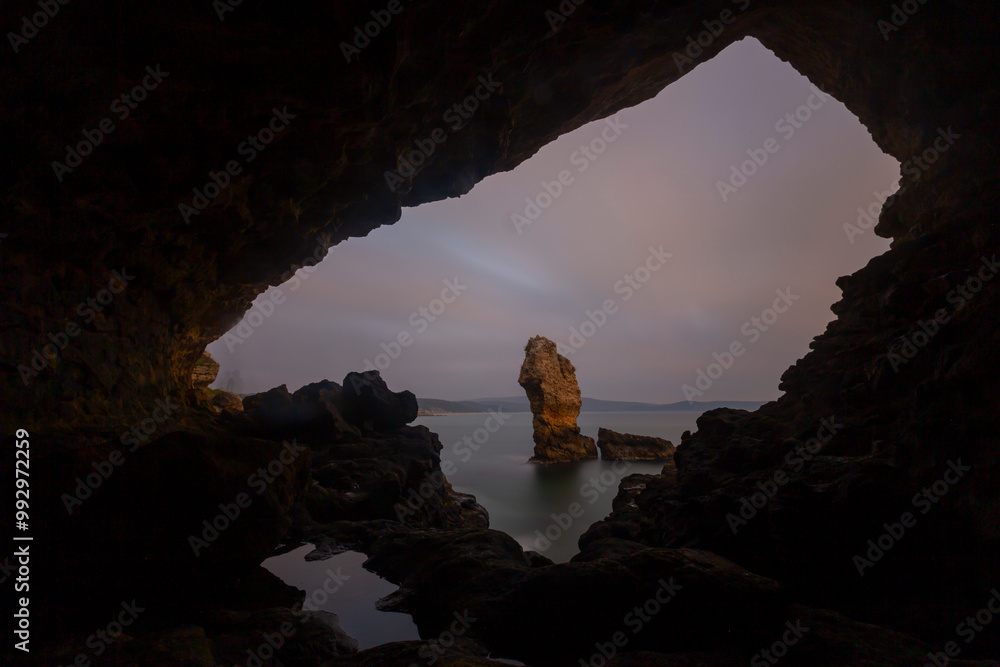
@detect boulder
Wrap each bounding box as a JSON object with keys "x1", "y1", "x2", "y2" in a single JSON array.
[
  {"x1": 517, "y1": 336, "x2": 597, "y2": 462},
  {"x1": 242, "y1": 382, "x2": 360, "y2": 444},
  {"x1": 191, "y1": 352, "x2": 220, "y2": 388},
  {"x1": 340, "y1": 371, "x2": 418, "y2": 432},
  {"x1": 211, "y1": 390, "x2": 244, "y2": 413},
  {"x1": 597, "y1": 428, "x2": 675, "y2": 460},
  {"x1": 364, "y1": 531, "x2": 788, "y2": 666},
  {"x1": 302, "y1": 424, "x2": 489, "y2": 531},
  {"x1": 206, "y1": 608, "x2": 358, "y2": 664}
]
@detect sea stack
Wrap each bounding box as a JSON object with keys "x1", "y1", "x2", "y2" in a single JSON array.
[
  {"x1": 518, "y1": 336, "x2": 597, "y2": 463},
  {"x1": 597, "y1": 428, "x2": 675, "y2": 461}
]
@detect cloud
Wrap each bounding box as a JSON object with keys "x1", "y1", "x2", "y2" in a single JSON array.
[{"x1": 208, "y1": 38, "x2": 898, "y2": 403}]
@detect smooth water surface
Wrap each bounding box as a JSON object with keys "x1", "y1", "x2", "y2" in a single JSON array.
[
  {"x1": 263, "y1": 411, "x2": 699, "y2": 650},
  {"x1": 262, "y1": 545, "x2": 420, "y2": 650},
  {"x1": 415, "y1": 411, "x2": 699, "y2": 563}
]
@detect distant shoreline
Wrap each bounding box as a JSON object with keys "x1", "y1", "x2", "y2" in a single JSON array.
[
  {"x1": 417, "y1": 397, "x2": 768, "y2": 417},
  {"x1": 417, "y1": 406, "x2": 766, "y2": 417}
]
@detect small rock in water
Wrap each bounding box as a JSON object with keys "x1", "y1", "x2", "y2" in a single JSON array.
[{"x1": 597, "y1": 427, "x2": 675, "y2": 460}]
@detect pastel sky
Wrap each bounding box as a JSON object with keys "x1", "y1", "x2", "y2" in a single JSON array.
[{"x1": 208, "y1": 37, "x2": 899, "y2": 403}]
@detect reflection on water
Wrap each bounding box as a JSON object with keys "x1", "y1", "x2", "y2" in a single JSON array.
[
  {"x1": 260, "y1": 412, "x2": 699, "y2": 651},
  {"x1": 262, "y1": 545, "x2": 420, "y2": 650},
  {"x1": 416, "y1": 411, "x2": 698, "y2": 563}
]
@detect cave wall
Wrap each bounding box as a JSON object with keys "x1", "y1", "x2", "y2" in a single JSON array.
[{"x1": 1, "y1": 0, "x2": 997, "y2": 447}]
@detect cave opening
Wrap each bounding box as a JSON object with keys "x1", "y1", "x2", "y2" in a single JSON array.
[
  {"x1": 7, "y1": 1, "x2": 998, "y2": 663},
  {"x1": 205, "y1": 36, "x2": 902, "y2": 641},
  {"x1": 207, "y1": 38, "x2": 899, "y2": 403}
]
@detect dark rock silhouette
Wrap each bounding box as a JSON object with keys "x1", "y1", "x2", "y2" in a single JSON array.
[
  {"x1": 3, "y1": 1, "x2": 999, "y2": 663},
  {"x1": 242, "y1": 381, "x2": 359, "y2": 444},
  {"x1": 597, "y1": 427, "x2": 675, "y2": 460},
  {"x1": 518, "y1": 336, "x2": 597, "y2": 462},
  {"x1": 341, "y1": 370, "x2": 419, "y2": 432}
]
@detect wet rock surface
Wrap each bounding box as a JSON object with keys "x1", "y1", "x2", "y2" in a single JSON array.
[{"x1": 518, "y1": 336, "x2": 598, "y2": 462}]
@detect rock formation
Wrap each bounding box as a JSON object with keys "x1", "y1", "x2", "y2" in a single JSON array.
[
  {"x1": 518, "y1": 336, "x2": 597, "y2": 462},
  {"x1": 190, "y1": 352, "x2": 220, "y2": 388},
  {"x1": 210, "y1": 390, "x2": 244, "y2": 413},
  {"x1": 3, "y1": 1, "x2": 999, "y2": 663},
  {"x1": 597, "y1": 428, "x2": 675, "y2": 460},
  {"x1": 242, "y1": 381, "x2": 358, "y2": 444},
  {"x1": 240, "y1": 371, "x2": 419, "y2": 441},
  {"x1": 341, "y1": 370, "x2": 419, "y2": 432}
]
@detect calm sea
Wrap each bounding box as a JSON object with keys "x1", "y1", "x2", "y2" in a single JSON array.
[
  {"x1": 416, "y1": 411, "x2": 697, "y2": 563},
  {"x1": 263, "y1": 411, "x2": 700, "y2": 649}
]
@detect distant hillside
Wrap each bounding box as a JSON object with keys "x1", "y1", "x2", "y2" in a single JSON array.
[
  {"x1": 417, "y1": 396, "x2": 766, "y2": 415},
  {"x1": 580, "y1": 397, "x2": 767, "y2": 412},
  {"x1": 416, "y1": 398, "x2": 514, "y2": 415}
]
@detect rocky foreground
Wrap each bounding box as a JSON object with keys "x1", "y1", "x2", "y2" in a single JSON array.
[
  {"x1": 20, "y1": 372, "x2": 996, "y2": 666},
  {"x1": 3, "y1": 0, "x2": 999, "y2": 664}
]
